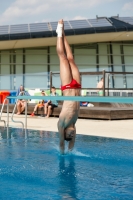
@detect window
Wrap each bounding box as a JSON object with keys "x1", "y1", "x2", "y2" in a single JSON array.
[
  {"x1": 123, "y1": 45, "x2": 133, "y2": 88},
  {"x1": 50, "y1": 46, "x2": 60, "y2": 88},
  {"x1": 25, "y1": 49, "x2": 48, "y2": 89},
  {"x1": 74, "y1": 45, "x2": 97, "y2": 88},
  {"x1": 0, "y1": 51, "x2": 10, "y2": 89},
  {"x1": 112, "y1": 44, "x2": 123, "y2": 88}
]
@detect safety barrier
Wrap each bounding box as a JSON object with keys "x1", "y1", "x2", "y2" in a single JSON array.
[{"x1": 0, "y1": 95, "x2": 133, "y2": 130}]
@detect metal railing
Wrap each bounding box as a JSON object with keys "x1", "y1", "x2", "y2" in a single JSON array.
[
  {"x1": 50, "y1": 71, "x2": 133, "y2": 97},
  {"x1": 0, "y1": 71, "x2": 132, "y2": 96}
]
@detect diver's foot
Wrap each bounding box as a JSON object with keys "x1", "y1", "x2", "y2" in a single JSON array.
[{"x1": 56, "y1": 19, "x2": 64, "y2": 37}]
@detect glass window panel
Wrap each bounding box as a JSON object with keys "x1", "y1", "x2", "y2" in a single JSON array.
[
  {"x1": 75, "y1": 48, "x2": 97, "y2": 88},
  {"x1": 99, "y1": 44, "x2": 109, "y2": 72},
  {"x1": 25, "y1": 49, "x2": 48, "y2": 89},
  {"x1": 98, "y1": 44, "x2": 110, "y2": 90},
  {"x1": 24, "y1": 73, "x2": 47, "y2": 89},
  {"x1": 50, "y1": 46, "x2": 59, "y2": 71},
  {"x1": 16, "y1": 49, "x2": 23, "y2": 89},
  {"x1": 50, "y1": 46, "x2": 60, "y2": 88},
  {"x1": 112, "y1": 44, "x2": 123, "y2": 88},
  {"x1": 123, "y1": 45, "x2": 133, "y2": 88},
  {"x1": 0, "y1": 51, "x2": 10, "y2": 89}
]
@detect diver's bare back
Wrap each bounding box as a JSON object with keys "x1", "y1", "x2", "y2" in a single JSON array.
[{"x1": 59, "y1": 89, "x2": 80, "y2": 127}]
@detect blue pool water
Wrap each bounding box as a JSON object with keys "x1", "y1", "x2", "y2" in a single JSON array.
[{"x1": 0, "y1": 127, "x2": 133, "y2": 200}]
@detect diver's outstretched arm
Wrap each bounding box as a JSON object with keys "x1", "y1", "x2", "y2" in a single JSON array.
[
  {"x1": 68, "y1": 128, "x2": 76, "y2": 151},
  {"x1": 58, "y1": 121, "x2": 65, "y2": 154}
]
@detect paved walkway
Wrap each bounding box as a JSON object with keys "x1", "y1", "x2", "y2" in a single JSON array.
[{"x1": 1, "y1": 113, "x2": 133, "y2": 140}]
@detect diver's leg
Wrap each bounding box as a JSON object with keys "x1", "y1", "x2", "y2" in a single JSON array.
[
  {"x1": 63, "y1": 32, "x2": 81, "y2": 84},
  {"x1": 56, "y1": 19, "x2": 72, "y2": 86},
  {"x1": 68, "y1": 132, "x2": 76, "y2": 151}
]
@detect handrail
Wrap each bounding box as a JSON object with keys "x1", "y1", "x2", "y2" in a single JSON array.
[
  {"x1": 10, "y1": 99, "x2": 24, "y2": 129},
  {"x1": 25, "y1": 101, "x2": 27, "y2": 130},
  {"x1": 7, "y1": 95, "x2": 133, "y2": 104},
  {"x1": 51, "y1": 71, "x2": 133, "y2": 75},
  {"x1": 50, "y1": 70, "x2": 133, "y2": 96},
  {"x1": 0, "y1": 53, "x2": 133, "y2": 56},
  {"x1": 1, "y1": 63, "x2": 133, "y2": 66},
  {"x1": 0, "y1": 98, "x2": 7, "y2": 128},
  {"x1": 4, "y1": 95, "x2": 133, "y2": 132},
  {"x1": 7, "y1": 99, "x2": 9, "y2": 128},
  {"x1": 49, "y1": 88, "x2": 133, "y2": 90},
  {"x1": 10, "y1": 92, "x2": 27, "y2": 129}
]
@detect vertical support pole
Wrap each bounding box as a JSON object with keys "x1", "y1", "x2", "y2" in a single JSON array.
[
  {"x1": 25, "y1": 100, "x2": 27, "y2": 130},
  {"x1": 103, "y1": 70, "x2": 105, "y2": 96},
  {"x1": 109, "y1": 42, "x2": 114, "y2": 87},
  {"x1": 7, "y1": 99, "x2": 9, "y2": 138},
  {"x1": 47, "y1": 46, "x2": 50, "y2": 88},
  {"x1": 23, "y1": 49, "x2": 25, "y2": 87},
  {"x1": 10, "y1": 50, "x2": 12, "y2": 90},
  {"x1": 50, "y1": 71, "x2": 52, "y2": 91},
  {"x1": 80, "y1": 72, "x2": 82, "y2": 96},
  {"x1": 96, "y1": 43, "x2": 99, "y2": 85},
  {"x1": 107, "y1": 73, "x2": 109, "y2": 96},
  {"x1": 13, "y1": 50, "x2": 16, "y2": 90},
  {"x1": 120, "y1": 44, "x2": 127, "y2": 88}
]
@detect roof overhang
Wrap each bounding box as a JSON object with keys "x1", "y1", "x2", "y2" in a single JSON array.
[{"x1": 0, "y1": 31, "x2": 133, "y2": 50}]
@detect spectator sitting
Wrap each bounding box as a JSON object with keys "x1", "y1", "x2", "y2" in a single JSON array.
[
  {"x1": 16, "y1": 85, "x2": 30, "y2": 115},
  {"x1": 44, "y1": 86, "x2": 58, "y2": 118},
  {"x1": 30, "y1": 90, "x2": 47, "y2": 117},
  {"x1": 97, "y1": 77, "x2": 104, "y2": 96}
]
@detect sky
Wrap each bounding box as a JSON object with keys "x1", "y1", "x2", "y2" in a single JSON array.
[{"x1": 0, "y1": 0, "x2": 133, "y2": 25}]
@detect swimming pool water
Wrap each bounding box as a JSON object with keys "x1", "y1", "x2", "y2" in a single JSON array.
[{"x1": 0, "y1": 127, "x2": 133, "y2": 200}]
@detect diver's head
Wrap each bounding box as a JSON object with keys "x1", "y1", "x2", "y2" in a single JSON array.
[{"x1": 64, "y1": 126, "x2": 75, "y2": 141}]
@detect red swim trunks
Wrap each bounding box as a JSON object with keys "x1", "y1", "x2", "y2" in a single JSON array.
[{"x1": 61, "y1": 79, "x2": 81, "y2": 91}]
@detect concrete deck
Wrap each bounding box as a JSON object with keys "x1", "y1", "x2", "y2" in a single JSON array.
[{"x1": 1, "y1": 113, "x2": 133, "y2": 140}]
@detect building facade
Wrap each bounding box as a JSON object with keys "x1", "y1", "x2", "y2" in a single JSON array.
[{"x1": 0, "y1": 16, "x2": 133, "y2": 90}]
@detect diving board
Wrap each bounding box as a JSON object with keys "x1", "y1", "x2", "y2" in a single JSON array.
[
  {"x1": 1, "y1": 96, "x2": 132, "y2": 130},
  {"x1": 7, "y1": 96, "x2": 133, "y2": 104}
]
